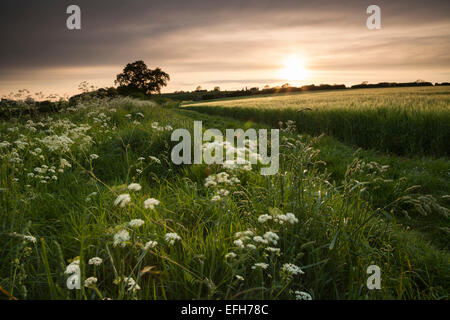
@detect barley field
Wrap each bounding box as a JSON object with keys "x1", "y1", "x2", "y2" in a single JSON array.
[
  {"x1": 0, "y1": 91, "x2": 449, "y2": 300},
  {"x1": 187, "y1": 87, "x2": 450, "y2": 157}
]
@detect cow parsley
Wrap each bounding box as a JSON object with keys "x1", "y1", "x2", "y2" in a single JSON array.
[
  {"x1": 144, "y1": 198, "x2": 160, "y2": 209},
  {"x1": 113, "y1": 230, "x2": 130, "y2": 247},
  {"x1": 128, "y1": 219, "x2": 145, "y2": 228},
  {"x1": 165, "y1": 232, "x2": 181, "y2": 245},
  {"x1": 88, "y1": 257, "x2": 103, "y2": 266},
  {"x1": 128, "y1": 183, "x2": 142, "y2": 191},
  {"x1": 114, "y1": 194, "x2": 131, "y2": 208},
  {"x1": 282, "y1": 263, "x2": 305, "y2": 276}
]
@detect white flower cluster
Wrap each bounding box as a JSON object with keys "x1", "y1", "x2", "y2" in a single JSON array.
[
  {"x1": 11, "y1": 232, "x2": 37, "y2": 244},
  {"x1": 149, "y1": 156, "x2": 161, "y2": 164},
  {"x1": 251, "y1": 262, "x2": 269, "y2": 270},
  {"x1": 144, "y1": 240, "x2": 158, "y2": 250},
  {"x1": 151, "y1": 122, "x2": 173, "y2": 132},
  {"x1": 127, "y1": 183, "x2": 142, "y2": 191},
  {"x1": 281, "y1": 263, "x2": 305, "y2": 276},
  {"x1": 123, "y1": 277, "x2": 141, "y2": 292},
  {"x1": 113, "y1": 230, "x2": 130, "y2": 247},
  {"x1": 84, "y1": 277, "x2": 98, "y2": 288},
  {"x1": 35, "y1": 119, "x2": 93, "y2": 153},
  {"x1": 165, "y1": 232, "x2": 182, "y2": 245},
  {"x1": 202, "y1": 139, "x2": 260, "y2": 171},
  {"x1": 233, "y1": 229, "x2": 280, "y2": 250},
  {"x1": 114, "y1": 194, "x2": 131, "y2": 208},
  {"x1": 294, "y1": 291, "x2": 312, "y2": 300},
  {"x1": 144, "y1": 198, "x2": 160, "y2": 209},
  {"x1": 258, "y1": 211, "x2": 298, "y2": 225},
  {"x1": 204, "y1": 172, "x2": 240, "y2": 188},
  {"x1": 88, "y1": 257, "x2": 103, "y2": 266},
  {"x1": 205, "y1": 172, "x2": 240, "y2": 202},
  {"x1": 128, "y1": 219, "x2": 145, "y2": 228}
]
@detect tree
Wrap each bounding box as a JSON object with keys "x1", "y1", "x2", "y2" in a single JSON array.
[
  {"x1": 115, "y1": 60, "x2": 170, "y2": 95},
  {"x1": 214, "y1": 86, "x2": 221, "y2": 91}
]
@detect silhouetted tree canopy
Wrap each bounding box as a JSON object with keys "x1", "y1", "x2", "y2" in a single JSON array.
[{"x1": 115, "y1": 60, "x2": 170, "y2": 95}]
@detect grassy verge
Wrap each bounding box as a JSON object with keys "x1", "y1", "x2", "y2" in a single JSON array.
[
  {"x1": 0, "y1": 97, "x2": 448, "y2": 300},
  {"x1": 186, "y1": 87, "x2": 450, "y2": 157}
]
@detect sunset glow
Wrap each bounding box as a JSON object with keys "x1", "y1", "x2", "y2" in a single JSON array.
[{"x1": 279, "y1": 57, "x2": 309, "y2": 82}]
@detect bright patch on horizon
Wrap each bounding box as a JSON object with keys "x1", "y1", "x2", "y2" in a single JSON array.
[{"x1": 279, "y1": 57, "x2": 309, "y2": 82}]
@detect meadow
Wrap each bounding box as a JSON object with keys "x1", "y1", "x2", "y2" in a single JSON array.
[
  {"x1": 0, "y1": 89, "x2": 449, "y2": 300},
  {"x1": 186, "y1": 87, "x2": 450, "y2": 157}
]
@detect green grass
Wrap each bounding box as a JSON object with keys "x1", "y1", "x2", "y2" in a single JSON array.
[
  {"x1": 186, "y1": 87, "x2": 450, "y2": 157},
  {"x1": 0, "y1": 95, "x2": 449, "y2": 300}
]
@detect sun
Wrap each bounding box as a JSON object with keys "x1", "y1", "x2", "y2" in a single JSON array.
[{"x1": 279, "y1": 57, "x2": 309, "y2": 81}]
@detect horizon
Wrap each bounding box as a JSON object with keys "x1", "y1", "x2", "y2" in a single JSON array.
[{"x1": 1, "y1": 0, "x2": 449, "y2": 98}]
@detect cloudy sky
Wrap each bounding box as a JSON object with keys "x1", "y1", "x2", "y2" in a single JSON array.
[{"x1": 0, "y1": 0, "x2": 449, "y2": 97}]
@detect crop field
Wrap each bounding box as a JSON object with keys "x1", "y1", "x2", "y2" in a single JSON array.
[
  {"x1": 187, "y1": 87, "x2": 450, "y2": 157},
  {"x1": 0, "y1": 90, "x2": 449, "y2": 300}
]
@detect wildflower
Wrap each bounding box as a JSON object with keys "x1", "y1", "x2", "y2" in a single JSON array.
[
  {"x1": 258, "y1": 214, "x2": 273, "y2": 223},
  {"x1": 144, "y1": 240, "x2": 158, "y2": 250},
  {"x1": 149, "y1": 156, "x2": 161, "y2": 164},
  {"x1": 114, "y1": 194, "x2": 131, "y2": 208},
  {"x1": 127, "y1": 183, "x2": 142, "y2": 191},
  {"x1": 225, "y1": 252, "x2": 237, "y2": 259},
  {"x1": 253, "y1": 236, "x2": 269, "y2": 244},
  {"x1": 23, "y1": 235, "x2": 37, "y2": 244},
  {"x1": 84, "y1": 277, "x2": 98, "y2": 288},
  {"x1": 217, "y1": 189, "x2": 229, "y2": 197},
  {"x1": 113, "y1": 230, "x2": 130, "y2": 247},
  {"x1": 165, "y1": 232, "x2": 181, "y2": 245},
  {"x1": 295, "y1": 291, "x2": 312, "y2": 300},
  {"x1": 211, "y1": 195, "x2": 221, "y2": 202},
  {"x1": 263, "y1": 231, "x2": 279, "y2": 245},
  {"x1": 233, "y1": 239, "x2": 245, "y2": 249},
  {"x1": 204, "y1": 180, "x2": 217, "y2": 187},
  {"x1": 247, "y1": 244, "x2": 257, "y2": 250},
  {"x1": 144, "y1": 198, "x2": 160, "y2": 209},
  {"x1": 281, "y1": 263, "x2": 305, "y2": 276},
  {"x1": 235, "y1": 230, "x2": 253, "y2": 239},
  {"x1": 88, "y1": 257, "x2": 103, "y2": 266},
  {"x1": 60, "y1": 158, "x2": 71, "y2": 168},
  {"x1": 251, "y1": 263, "x2": 269, "y2": 270},
  {"x1": 124, "y1": 277, "x2": 141, "y2": 292},
  {"x1": 235, "y1": 275, "x2": 244, "y2": 281},
  {"x1": 276, "y1": 212, "x2": 298, "y2": 224},
  {"x1": 284, "y1": 213, "x2": 298, "y2": 224},
  {"x1": 128, "y1": 219, "x2": 145, "y2": 228},
  {"x1": 90, "y1": 154, "x2": 99, "y2": 160},
  {"x1": 265, "y1": 247, "x2": 281, "y2": 255}
]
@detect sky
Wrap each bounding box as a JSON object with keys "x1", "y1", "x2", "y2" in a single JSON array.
[{"x1": 0, "y1": 0, "x2": 449, "y2": 98}]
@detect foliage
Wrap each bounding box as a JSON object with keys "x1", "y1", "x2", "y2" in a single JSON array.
[{"x1": 115, "y1": 61, "x2": 170, "y2": 95}]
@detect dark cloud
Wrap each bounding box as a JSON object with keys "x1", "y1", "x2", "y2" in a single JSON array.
[{"x1": 0, "y1": 0, "x2": 449, "y2": 94}]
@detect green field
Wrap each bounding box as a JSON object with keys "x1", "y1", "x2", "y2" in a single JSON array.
[
  {"x1": 187, "y1": 87, "x2": 450, "y2": 157},
  {"x1": 1, "y1": 88, "x2": 449, "y2": 300}
]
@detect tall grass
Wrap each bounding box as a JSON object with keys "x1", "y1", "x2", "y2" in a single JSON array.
[
  {"x1": 0, "y1": 96, "x2": 448, "y2": 300},
  {"x1": 186, "y1": 87, "x2": 450, "y2": 157}
]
